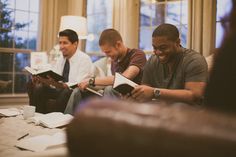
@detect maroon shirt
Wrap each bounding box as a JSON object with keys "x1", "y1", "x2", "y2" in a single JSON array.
[{"x1": 111, "y1": 48, "x2": 147, "y2": 84}]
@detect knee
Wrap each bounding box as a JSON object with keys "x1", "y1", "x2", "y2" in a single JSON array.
[
  {"x1": 71, "y1": 88, "x2": 82, "y2": 98},
  {"x1": 33, "y1": 84, "x2": 45, "y2": 94},
  {"x1": 103, "y1": 86, "x2": 113, "y2": 94}
]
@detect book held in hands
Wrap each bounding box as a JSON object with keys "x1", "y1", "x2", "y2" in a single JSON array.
[
  {"x1": 85, "y1": 87, "x2": 103, "y2": 97},
  {"x1": 24, "y1": 66, "x2": 64, "y2": 81},
  {"x1": 113, "y1": 72, "x2": 138, "y2": 95}
]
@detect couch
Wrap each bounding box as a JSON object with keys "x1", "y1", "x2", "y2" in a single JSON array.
[{"x1": 67, "y1": 99, "x2": 236, "y2": 157}]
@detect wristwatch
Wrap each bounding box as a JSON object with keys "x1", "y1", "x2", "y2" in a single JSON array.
[
  {"x1": 153, "y1": 88, "x2": 161, "y2": 99},
  {"x1": 89, "y1": 77, "x2": 95, "y2": 87}
]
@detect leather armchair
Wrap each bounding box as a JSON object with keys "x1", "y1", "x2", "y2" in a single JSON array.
[{"x1": 67, "y1": 99, "x2": 236, "y2": 157}]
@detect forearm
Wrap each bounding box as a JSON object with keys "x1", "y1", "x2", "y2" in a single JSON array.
[
  {"x1": 94, "y1": 76, "x2": 115, "y2": 86},
  {"x1": 158, "y1": 88, "x2": 202, "y2": 102}
]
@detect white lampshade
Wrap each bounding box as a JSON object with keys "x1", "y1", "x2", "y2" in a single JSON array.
[{"x1": 59, "y1": 16, "x2": 87, "y2": 39}]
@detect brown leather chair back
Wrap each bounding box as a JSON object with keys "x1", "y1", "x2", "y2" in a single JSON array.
[{"x1": 67, "y1": 99, "x2": 236, "y2": 157}]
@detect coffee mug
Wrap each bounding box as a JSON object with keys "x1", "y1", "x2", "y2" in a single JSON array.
[{"x1": 23, "y1": 106, "x2": 36, "y2": 119}]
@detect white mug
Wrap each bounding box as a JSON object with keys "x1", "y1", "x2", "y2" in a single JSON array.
[{"x1": 23, "y1": 106, "x2": 36, "y2": 120}]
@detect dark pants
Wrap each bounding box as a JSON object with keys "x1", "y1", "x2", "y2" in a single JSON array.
[{"x1": 27, "y1": 80, "x2": 72, "y2": 113}]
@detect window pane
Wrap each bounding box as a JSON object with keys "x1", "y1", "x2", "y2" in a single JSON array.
[
  {"x1": 15, "y1": 30, "x2": 28, "y2": 49},
  {"x1": 28, "y1": 32, "x2": 37, "y2": 50},
  {"x1": 166, "y1": 2, "x2": 181, "y2": 25},
  {"x1": 87, "y1": 0, "x2": 110, "y2": 15},
  {"x1": 215, "y1": 22, "x2": 224, "y2": 48},
  {"x1": 30, "y1": 0, "x2": 39, "y2": 12},
  {"x1": 29, "y1": 13, "x2": 39, "y2": 31},
  {"x1": 181, "y1": 0, "x2": 188, "y2": 24},
  {"x1": 0, "y1": 31, "x2": 14, "y2": 48},
  {"x1": 86, "y1": 33, "x2": 100, "y2": 52},
  {"x1": 179, "y1": 24, "x2": 188, "y2": 47},
  {"x1": 0, "y1": 74, "x2": 13, "y2": 94},
  {"x1": 140, "y1": 2, "x2": 152, "y2": 26},
  {"x1": 0, "y1": 53, "x2": 13, "y2": 72},
  {"x1": 14, "y1": 74, "x2": 29, "y2": 93},
  {"x1": 86, "y1": 0, "x2": 112, "y2": 53},
  {"x1": 152, "y1": 4, "x2": 165, "y2": 26},
  {"x1": 139, "y1": 27, "x2": 154, "y2": 51},
  {"x1": 139, "y1": 0, "x2": 188, "y2": 51},
  {"x1": 16, "y1": 0, "x2": 29, "y2": 11},
  {"x1": 0, "y1": 0, "x2": 40, "y2": 95},
  {"x1": 15, "y1": 10, "x2": 29, "y2": 31},
  {"x1": 15, "y1": 53, "x2": 30, "y2": 72},
  {"x1": 216, "y1": 0, "x2": 232, "y2": 21},
  {"x1": 5, "y1": 0, "x2": 15, "y2": 9}
]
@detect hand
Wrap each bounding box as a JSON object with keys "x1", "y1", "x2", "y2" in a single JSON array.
[
  {"x1": 121, "y1": 93, "x2": 136, "y2": 102},
  {"x1": 32, "y1": 76, "x2": 41, "y2": 84},
  {"x1": 131, "y1": 85, "x2": 154, "y2": 102},
  {"x1": 78, "y1": 79, "x2": 89, "y2": 91}
]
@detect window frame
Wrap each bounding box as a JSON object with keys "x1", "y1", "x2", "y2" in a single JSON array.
[{"x1": 139, "y1": 0, "x2": 188, "y2": 53}]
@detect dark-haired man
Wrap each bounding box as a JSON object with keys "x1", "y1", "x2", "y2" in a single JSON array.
[
  {"x1": 28, "y1": 29, "x2": 94, "y2": 113},
  {"x1": 64, "y1": 28, "x2": 147, "y2": 114},
  {"x1": 131, "y1": 24, "x2": 208, "y2": 104}
]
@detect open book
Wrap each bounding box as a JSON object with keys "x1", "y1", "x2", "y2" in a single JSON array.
[
  {"x1": 15, "y1": 131, "x2": 66, "y2": 152},
  {"x1": 113, "y1": 73, "x2": 138, "y2": 95},
  {"x1": 24, "y1": 66, "x2": 64, "y2": 81},
  {"x1": 28, "y1": 112, "x2": 73, "y2": 128},
  {"x1": 86, "y1": 87, "x2": 103, "y2": 97},
  {"x1": 65, "y1": 82, "x2": 78, "y2": 89},
  {"x1": 0, "y1": 108, "x2": 22, "y2": 117}
]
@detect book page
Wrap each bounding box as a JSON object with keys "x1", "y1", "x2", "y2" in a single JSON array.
[
  {"x1": 15, "y1": 131, "x2": 66, "y2": 152},
  {"x1": 24, "y1": 66, "x2": 37, "y2": 75},
  {"x1": 66, "y1": 82, "x2": 78, "y2": 89},
  {"x1": 86, "y1": 87, "x2": 103, "y2": 97},
  {"x1": 29, "y1": 112, "x2": 73, "y2": 128},
  {"x1": 30, "y1": 52, "x2": 49, "y2": 70},
  {"x1": 113, "y1": 73, "x2": 137, "y2": 88}
]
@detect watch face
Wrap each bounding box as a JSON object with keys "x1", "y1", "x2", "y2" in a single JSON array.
[
  {"x1": 154, "y1": 88, "x2": 161, "y2": 98},
  {"x1": 89, "y1": 78, "x2": 95, "y2": 86}
]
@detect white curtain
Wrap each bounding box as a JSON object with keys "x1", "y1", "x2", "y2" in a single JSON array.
[
  {"x1": 187, "y1": 0, "x2": 217, "y2": 57},
  {"x1": 112, "y1": 0, "x2": 140, "y2": 48}
]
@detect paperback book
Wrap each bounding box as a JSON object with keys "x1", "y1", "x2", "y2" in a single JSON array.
[{"x1": 113, "y1": 73, "x2": 138, "y2": 95}]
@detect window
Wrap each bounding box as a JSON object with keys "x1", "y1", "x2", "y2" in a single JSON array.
[
  {"x1": 139, "y1": 0, "x2": 188, "y2": 51},
  {"x1": 86, "y1": 0, "x2": 112, "y2": 61},
  {"x1": 215, "y1": 0, "x2": 232, "y2": 48},
  {"x1": 0, "y1": 0, "x2": 40, "y2": 94}
]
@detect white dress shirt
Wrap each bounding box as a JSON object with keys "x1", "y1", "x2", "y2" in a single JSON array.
[{"x1": 53, "y1": 48, "x2": 94, "y2": 84}]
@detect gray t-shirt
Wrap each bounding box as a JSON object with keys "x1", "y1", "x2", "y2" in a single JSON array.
[{"x1": 142, "y1": 48, "x2": 208, "y2": 89}]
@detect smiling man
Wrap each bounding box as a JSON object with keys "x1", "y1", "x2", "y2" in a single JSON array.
[
  {"x1": 28, "y1": 29, "x2": 93, "y2": 113},
  {"x1": 64, "y1": 28, "x2": 147, "y2": 114},
  {"x1": 131, "y1": 24, "x2": 208, "y2": 104}
]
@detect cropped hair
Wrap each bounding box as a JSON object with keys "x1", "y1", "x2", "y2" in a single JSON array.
[
  {"x1": 59, "y1": 29, "x2": 78, "y2": 43},
  {"x1": 152, "y1": 23, "x2": 179, "y2": 41},
  {"x1": 99, "y1": 29, "x2": 123, "y2": 47}
]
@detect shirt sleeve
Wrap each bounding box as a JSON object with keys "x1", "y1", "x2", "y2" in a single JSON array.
[
  {"x1": 73, "y1": 55, "x2": 94, "y2": 83},
  {"x1": 129, "y1": 50, "x2": 147, "y2": 70},
  {"x1": 184, "y1": 54, "x2": 208, "y2": 82}
]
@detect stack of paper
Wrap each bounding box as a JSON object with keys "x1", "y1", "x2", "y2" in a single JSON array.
[
  {"x1": 0, "y1": 108, "x2": 21, "y2": 117},
  {"x1": 28, "y1": 112, "x2": 73, "y2": 128},
  {"x1": 15, "y1": 131, "x2": 66, "y2": 152}
]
